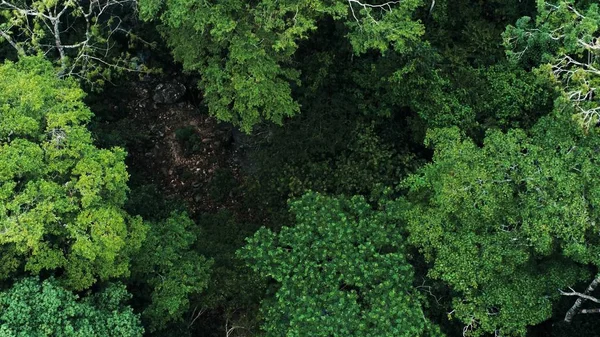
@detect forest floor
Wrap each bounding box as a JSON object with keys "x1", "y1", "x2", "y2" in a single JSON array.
[
  {"x1": 88, "y1": 72, "x2": 265, "y2": 336},
  {"x1": 89, "y1": 73, "x2": 249, "y2": 215}
]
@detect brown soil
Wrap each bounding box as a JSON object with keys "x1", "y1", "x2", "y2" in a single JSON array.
[{"x1": 95, "y1": 75, "x2": 245, "y2": 214}]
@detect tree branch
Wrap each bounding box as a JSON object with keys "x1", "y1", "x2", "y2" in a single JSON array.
[
  {"x1": 560, "y1": 276, "x2": 600, "y2": 322},
  {"x1": 347, "y1": 0, "x2": 402, "y2": 24},
  {"x1": 0, "y1": 29, "x2": 24, "y2": 55},
  {"x1": 580, "y1": 308, "x2": 600, "y2": 315}
]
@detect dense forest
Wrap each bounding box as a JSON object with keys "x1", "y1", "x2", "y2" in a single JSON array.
[{"x1": 1, "y1": 0, "x2": 600, "y2": 336}]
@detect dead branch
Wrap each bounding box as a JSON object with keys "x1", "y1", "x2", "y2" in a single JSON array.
[
  {"x1": 560, "y1": 276, "x2": 600, "y2": 322},
  {"x1": 347, "y1": 0, "x2": 402, "y2": 24}
]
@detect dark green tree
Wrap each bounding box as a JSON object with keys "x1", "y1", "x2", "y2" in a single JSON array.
[
  {"x1": 138, "y1": 0, "x2": 424, "y2": 131},
  {"x1": 401, "y1": 109, "x2": 600, "y2": 335},
  {"x1": 0, "y1": 277, "x2": 143, "y2": 336},
  {"x1": 240, "y1": 192, "x2": 443, "y2": 337},
  {"x1": 131, "y1": 211, "x2": 212, "y2": 332}
]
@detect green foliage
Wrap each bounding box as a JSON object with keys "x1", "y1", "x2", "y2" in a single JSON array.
[
  {"x1": 0, "y1": 0, "x2": 151, "y2": 88},
  {"x1": 388, "y1": 48, "x2": 476, "y2": 129},
  {"x1": 474, "y1": 64, "x2": 556, "y2": 129},
  {"x1": 0, "y1": 277, "x2": 143, "y2": 337},
  {"x1": 192, "y1": 210, "x2": 265, "y2": 335},
  {"x1": 401, "y1": 110, "x2": 600, "y2": 335},
  {"x1": 125, "y1": 184, "x2": 180, "y2": 221},
  {"x1": 241, "y1": 115, "x2": 416, "y2": 229},
  {"x1": 131, "y1": 211, "x2": 212, "y2": 332},
  {"x1": 387, "y1": 47, "x2": 556, "y2": 135},
  {"x1": 0, "y1": 57, "x2": 146, "y2": 290},
  {"x1": 232, "y1": 21, "x2": 428, "y2": 226},
  {"x1": 426, "y1": 0, "x2": 534, "y2": 66},
  {"x1": 138, "y1": 0, "x2": 424, "y2": 131},
  {"x1": 207, "y1": 169, "x2": 238, "y2": 202},
  {"x1": 175, "y1": 126, "x2": 204, "y2": 156},
  {"x1": 273, "y1": 122, "x2": 409, "y2": 198},
  {"x1": 240, "y1": 192, "x2": 443, "y2": 337},
  {"x1": 371, "y1": 0, "x2": 554, "y2": 135},
  {"x1": 504, "y1": 0, "x2": 600, "y2": 129}
]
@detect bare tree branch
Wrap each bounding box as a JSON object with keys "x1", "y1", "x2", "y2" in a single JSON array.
[
  {"x1": 188, "y1": 305, "x2": 206, "y2": 328},
  {"x1": 0, "y1": 28, "x2": 24, "y2": 54},
  {"x1": 225, "y1": 317, "x2": 247, "y2": 337},
  {"x1": 560, "y1": 276, "x2": 600, "y2": 323},
  {"x1": 580, "y1": 308, "x2": 600, "y2": 315},
  {"x1": 0, "y1": 0, "x2": 150, "y2": 85},
  {"x1": 347, "y1": 0, "x2": 402, "y2": 24}
]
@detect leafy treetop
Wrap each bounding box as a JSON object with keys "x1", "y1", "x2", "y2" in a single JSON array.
[
  {"x1": 401, "y1": 110, "x2": 600, "y2": 335},
  {"x1": 504, "y1": 0, "x2": 600, "y2": 130},
  {"x1": 0, "y1": 277, "x2": 143, "y2": 337},
  {"x1": 0, "y1": 57, "x2": 146, "y2": 290},
  {"x1": 240, "y1": 192, "x2": 444, "y2": 337},
  {"x1": 139, "y1": 0, "x2": 424, "y2": 132}
]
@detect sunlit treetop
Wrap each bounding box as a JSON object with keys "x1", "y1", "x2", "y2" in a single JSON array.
[{"x1": 0, "y1": 57, "x2": 146, "y2": 290}]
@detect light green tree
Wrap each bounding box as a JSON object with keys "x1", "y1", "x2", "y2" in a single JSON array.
[{"x1": 0, "y1": 57, "x2": 146, "y2": 290}]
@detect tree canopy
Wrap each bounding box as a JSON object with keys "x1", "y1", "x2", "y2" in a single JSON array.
[
  {"x1": 0, "y1": 277, "x2": 143, "y2": 337},
  {"x1": 4, "y1": 0, "x2": 600, "y2": 336},
  {"x1": 401, "y1": 110, "x2": 600, "y2": 335},
  {"x1": 0, "y1": 57, "x2": 146, "y2": 290},
  {"x1": 138, "y1": 0, "x2": 424, "y2": 131},
  {"x1": 240, "y1": 192, "x2": 443, "y2": 337}
]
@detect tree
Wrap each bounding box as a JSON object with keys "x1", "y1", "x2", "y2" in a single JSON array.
[
  {"x1": 239, "y1": 192, "x2": 443, "y2": 337},
  {"x1": 138, "y1": 0, "x2": 424, "y2": 131},
  {"x1": 401, "y1": 110, "x2": 600, "y2": 335},
  {"x1": 130, "y1": 211, "x2": 212, "y2": 332},
  {"x1": 0, "y1": 277, "x2": 143, "y2": 337},
  {"x1": 0, "y1": 57, "x2": 146, "y2": 290},
  {"x1": 0, "y1": 0, "x2": 150, "y2": 87},
  {"x1": 504, "y1": 0, "x2": 600, "y2": 130},
  {"x1": 191, "y1": 210, "x2": 265, "y2": 336}
]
